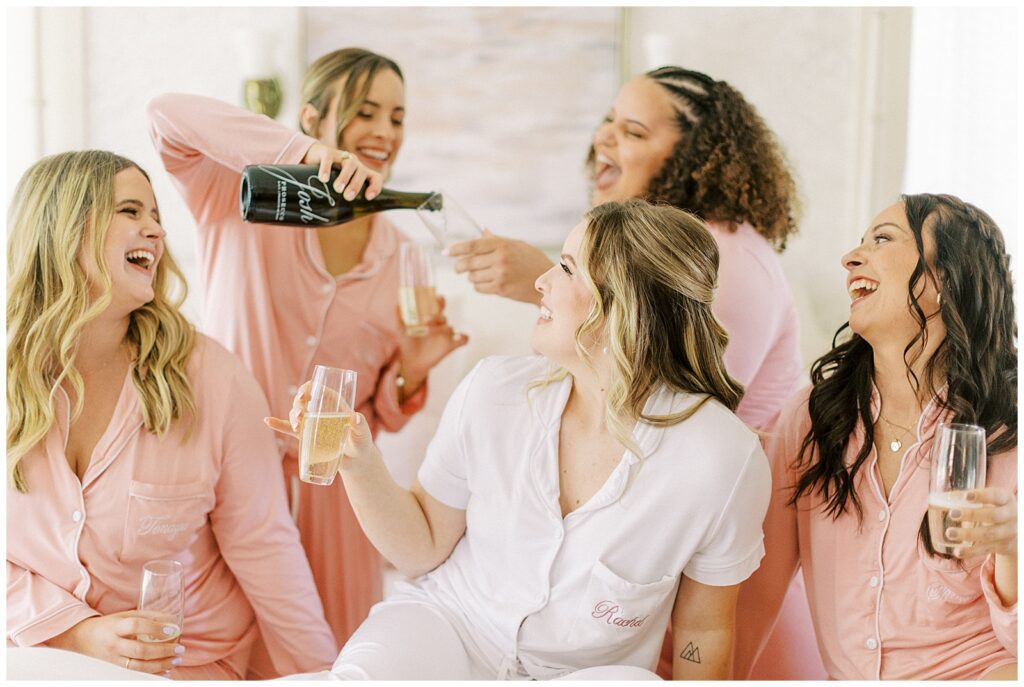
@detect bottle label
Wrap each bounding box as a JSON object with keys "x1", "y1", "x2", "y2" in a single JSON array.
[{"x1": 256, "y1": 165, "x2": 335, "y2": 225}]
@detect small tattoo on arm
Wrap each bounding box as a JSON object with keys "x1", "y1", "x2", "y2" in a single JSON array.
[{"x1": 680, "y1": 641, "x2": 701, "y2": 664}]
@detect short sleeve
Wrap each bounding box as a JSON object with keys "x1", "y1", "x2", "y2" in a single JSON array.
[
  {"x1": 683, "y1": 442, "x2": 772, "y2": 585},
  {"x1": 416, "y1": 362, "x2": 483, "y2": 510}
]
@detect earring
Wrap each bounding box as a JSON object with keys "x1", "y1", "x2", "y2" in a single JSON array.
[
  {"x1": 937, "y1": 292, "x2": 942, "y2": 307},
  {"x1": 602, "y1": 346, "x2": 608, "y2": 354}
]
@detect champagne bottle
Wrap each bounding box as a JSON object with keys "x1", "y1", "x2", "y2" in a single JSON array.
[{"x1": 239, "y1": 164, "x2": 441, "y2": 226}]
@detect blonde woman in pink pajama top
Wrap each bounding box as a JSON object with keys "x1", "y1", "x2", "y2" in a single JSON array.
[
  {"x1": 735, "y1": 194, "x2": 1018, "y2": 680},
  {"x1": 146, "y1": 48, "x2": 467, "y2": 660},
  {"x1": 6, "y1": 151, "x2": 336, "y2": 679}
]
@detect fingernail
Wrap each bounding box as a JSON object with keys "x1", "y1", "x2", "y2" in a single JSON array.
[
  {"x1": 946, "y1": 528, "x2": 959, "y2": 540},
  {"x1": 949, "y1": 509, "x2": 961, "y2": 519},
  {"x1": 965, "y1": 491, "x2": 977, "y2": 501},
  {"x1": 163, "y1": 626, "x2": 176, "y2": 636},
  {"x1": 174, "y1": 645, "x2": 186, "y2": 655},
  {"x1": 344, "y1": 191, "x2": 356, "y2": 201},
  {"x1": 355, "y1": 415, "x2": 361, "y2": 426},
  {"x1": 172, "y1": 658, "x2": 182, "y2": 666}
]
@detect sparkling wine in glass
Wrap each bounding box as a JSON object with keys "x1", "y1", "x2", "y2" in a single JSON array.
[
  {"x1": 398, "y1": 243, "x2": 440, "y2": 337},
  {"x1": 927, "y1": 422, "x2": 986, "y2": 556},
  {"x1": 137, "y1": 560, "x2": 184, "y2": 643},
  {"x1": 299, "y1": 365, "x2": 358, "y2": 486}
]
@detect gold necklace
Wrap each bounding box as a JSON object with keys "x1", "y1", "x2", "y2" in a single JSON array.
[{"x1": 879, "y1": 414, "x2": 914, "y2": 453}]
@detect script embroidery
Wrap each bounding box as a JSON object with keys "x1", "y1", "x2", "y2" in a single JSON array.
[
  {"x1": 138, "y1": 514, "x2": 189, "y2": 540},
  {"x1": 590, "y1": 600, "x2": 649, "y2": 629}
]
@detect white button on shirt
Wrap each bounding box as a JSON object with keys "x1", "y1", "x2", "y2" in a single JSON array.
[
  {"x1": 71, "y1": 510, "x2": 82, "y2": 523},
  {"x1": 869, "y1": 575, "x2": 879, "y2": 588},
  {"x1": 305, "y1": 335, "x2": 318, "y2": 347},
  {"x1": 321, "y1": 283, "x2": 333, "y2": 294},
  {"x1": 877, "y1": 509, "x2": 887, "y2": 521},
  {"x1": 866, "y1": 638, "x2": 879, "y2": 650},
  {"x1": 396, "y1": 356, "x2": 771, "y2": 679}
]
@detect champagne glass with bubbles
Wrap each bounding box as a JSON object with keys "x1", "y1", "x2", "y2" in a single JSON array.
[
  {"x1": 928, "y1": 422, "x2": 987, "y2": 556},
  {"x1": 299, "y1": 365, "x2": 358, "y2": 486},
  {"x1": 138, "y1": 560, "x2": 184, "y2": 643}
]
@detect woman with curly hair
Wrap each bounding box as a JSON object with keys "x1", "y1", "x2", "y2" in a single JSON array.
[
  {"x1": 6, "y1": 151, "x2": 336, "y2": 678},
  {"x1": 447, "y1": 66, "x2": 816, "y2": 679},
  {"x1": 734, "y1": 194, "x2": 1017, "y2": 680}
]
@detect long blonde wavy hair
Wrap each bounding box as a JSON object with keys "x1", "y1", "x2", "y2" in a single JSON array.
[
  {"x1": 7, "y1": 150, "x2": 196, "y2": 492},
  {"x1": 532, "y1": 200, "x2": 744, "y2": 456}
]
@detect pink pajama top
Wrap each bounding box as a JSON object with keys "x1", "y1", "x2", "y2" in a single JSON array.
[
  {"x1": 735, "y1": 385, "x2": 1017, "y2": 679},
  {"x1": 706, "y1": 222, "x2": 803, "y2": 430},
  {"x1": 6, "y1": 336, "x2": 337, "y2": 677},
  {"x1": 146, "y1": 94, "x2": 425, "y2": 452}
]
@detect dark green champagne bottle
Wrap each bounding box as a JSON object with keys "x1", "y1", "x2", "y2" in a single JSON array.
[{"x1": 239, "y1": 164, "x2": 441, "y2": 226}]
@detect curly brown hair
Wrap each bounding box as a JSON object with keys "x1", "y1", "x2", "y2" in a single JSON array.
[{"x1": 594, "y1": 67, "x2": 801, "y2": 252}]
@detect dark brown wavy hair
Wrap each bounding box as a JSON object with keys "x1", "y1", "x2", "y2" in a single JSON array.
[
  {"x1": 588, "y1": 66, "x2": 801, "y2": 251},
  {"x1": 792, "y1": 194, "x2": 1017, "y2": 556}
]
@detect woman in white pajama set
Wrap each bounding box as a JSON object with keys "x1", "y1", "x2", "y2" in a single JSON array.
[{"x1": 270, "y1": 200, "x2": 771, "y2": 680}]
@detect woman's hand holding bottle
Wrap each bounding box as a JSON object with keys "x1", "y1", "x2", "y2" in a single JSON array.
[{"x1": 302, "y1": 142, "x2": 383, "y2": 201}]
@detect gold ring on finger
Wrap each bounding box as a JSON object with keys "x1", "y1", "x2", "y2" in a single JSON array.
[{"x1": 125, "y1": 657, "x2": 132, "y2": 670}]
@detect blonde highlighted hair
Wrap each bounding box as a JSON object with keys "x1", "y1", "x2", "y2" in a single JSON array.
[
  {"x1": 299, "y1": 47, "x2": 403, "y2": 143},
  {"x1": 532, "y1": 200, "x2": 744, "y2": 456},
  {"x1": 7, "y1": 150, "x2": 195, "y2": 492}
]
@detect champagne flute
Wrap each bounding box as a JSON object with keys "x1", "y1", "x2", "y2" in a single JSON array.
[
  {"x1": 398, "y1": 243, "x2": 440, "y2": 337},
  {"x1": 137, "y1": 560, "x2": 184, "y2": 642},
  {"x1": 927, "y1": 422, "x2": 987, "y2": 556},
  {"x1": 415, "y1": 191, "x2": 484, "y2": 248},
  {"x1": 299, "y1": 365, "x2": 358, "y2": 486}
]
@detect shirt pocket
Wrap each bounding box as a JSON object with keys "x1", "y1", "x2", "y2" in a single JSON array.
[
  {"x1": 567, "y1": 560, "x2": 679, "y2": 651},
  {"x1": 121, "y1": 480, "x2": 213, "y2": 563},
  {"x1": 913, "y1": 538, "x2": 985, "y2": 627}
]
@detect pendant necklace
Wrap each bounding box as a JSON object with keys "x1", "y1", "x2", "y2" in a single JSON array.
[{"x1": 879, "y1": 414, "x2": 914, "y2": 453}]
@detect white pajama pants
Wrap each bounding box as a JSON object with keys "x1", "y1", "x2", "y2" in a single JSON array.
[{"x1": 312, "y1": 600, "x2": 661, "y2": 681}]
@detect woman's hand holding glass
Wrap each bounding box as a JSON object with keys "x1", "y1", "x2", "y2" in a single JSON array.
[
  {"x1": 265, "y1": 383, "x2": 380, "y2": 469},
  {"x1": 44, "y1": 610, "x2": 184, "y2": 675},
  {"x1": 446, "y1": 230, "x2": 553, "y2": 305},
  {"x1": 943, "y1": 487, "x2": 1017, "y2": 559},
  {"x1": 396, "y1": 293, "x2": 469, "y2": 395},
  {"x1": 301, "y1": 142, "x2": 383, "y2": 201}
]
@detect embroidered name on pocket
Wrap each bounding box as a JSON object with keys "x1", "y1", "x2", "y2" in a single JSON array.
[
  {"x1": 138, "y1": 514, "x2": 190, "y2": 540},
  {"x1": 590, "y1": 600, "x2": 649, "y2": 629}
]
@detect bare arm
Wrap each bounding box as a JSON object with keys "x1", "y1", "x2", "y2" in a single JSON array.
[
  {"x1": 267, "y1": 392, "x2": 466, "y2": 578},
  {"x1": 671, "y1": 576, "x2": 740, "y2": 680},
  {"x1": 338, "y1": 433, "x2": 467, "y2": 578}
]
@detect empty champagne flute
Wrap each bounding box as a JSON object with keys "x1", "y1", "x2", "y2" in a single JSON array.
[
  {"x1": 399, "y1": 243, "x2": 440, "y2": 337},
  {"x1": 299, "y1": 365, "x2": 358, "y2": 486},
  {"x1": 137, "y1": 560, "x2": 184, "y2": 643},
  {"x1": 415, "y1": 191, "x2": 483, "y2": 248},
  {"x1": 927, "y1": 422, "x2": 987, "y2": 556}
]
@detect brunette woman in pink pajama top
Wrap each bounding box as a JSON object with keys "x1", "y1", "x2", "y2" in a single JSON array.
[
  {"x1": 146, "y1": 49, "x2": 466, "y2": 663},
  {"x1": 736, "y1": 195, "x2": 1017, "y2": 679},
  {"x1": 6, "y1": 151, "x2": 336, "y2": 679}
]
